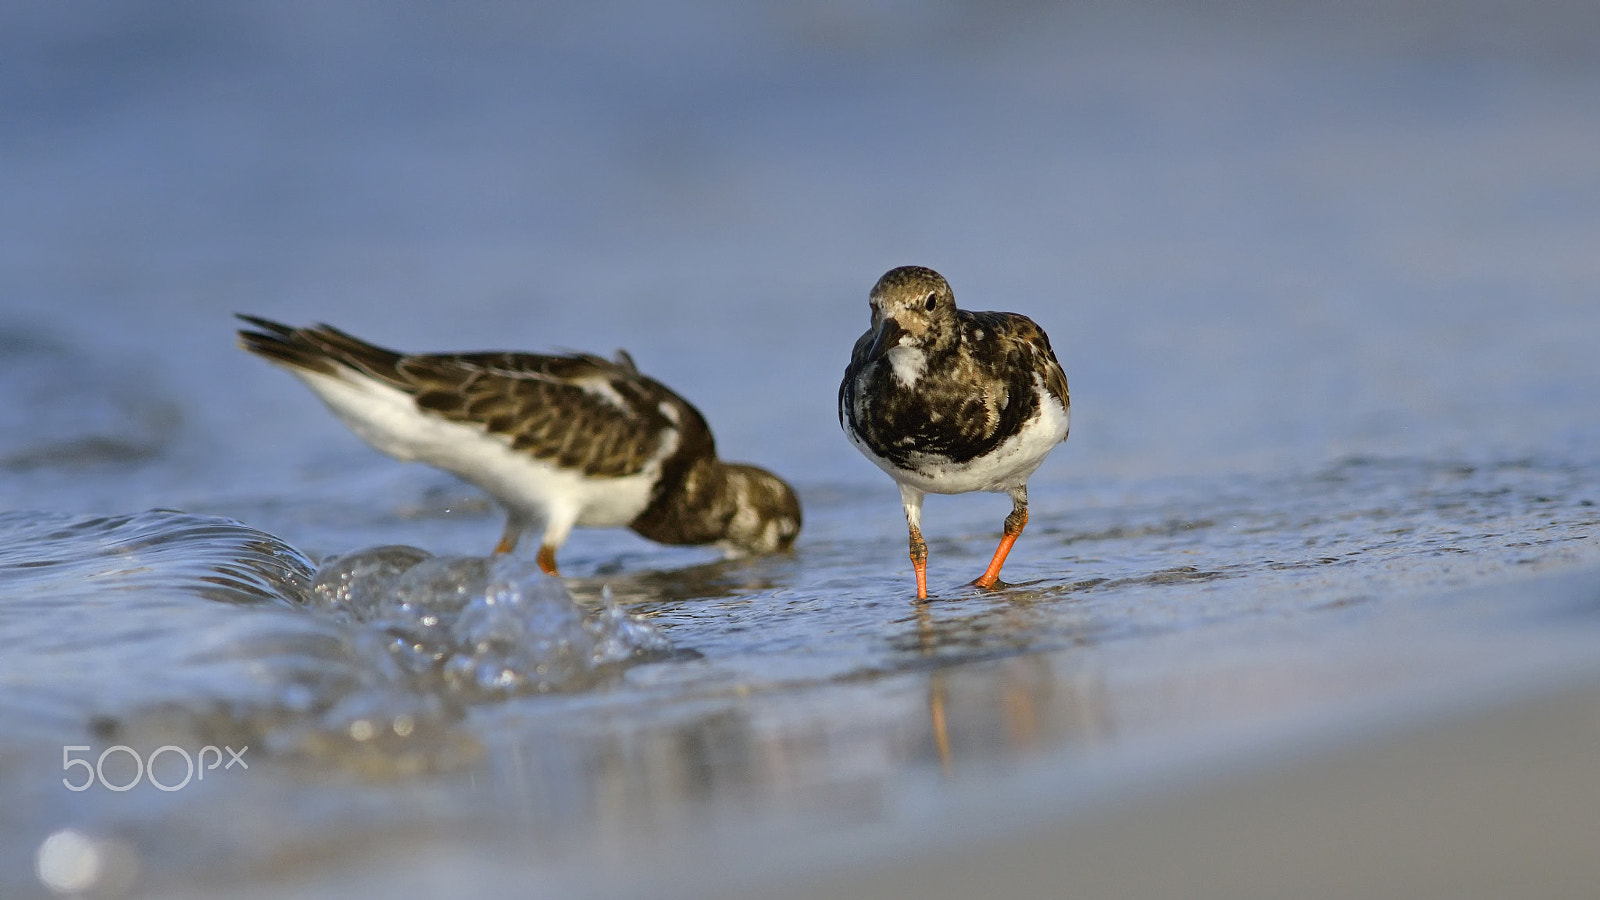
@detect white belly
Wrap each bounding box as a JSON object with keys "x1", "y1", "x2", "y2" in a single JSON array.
[
  {"x1": 852, "y1": 384, "x2": 1069, "y2": 496},
  {"x1": 292, "y1": 369, "x2": 658, "y2": 528}
]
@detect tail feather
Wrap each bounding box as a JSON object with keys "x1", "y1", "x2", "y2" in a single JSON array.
[{"x1": 236, "y1": 314, "x2": 405, "y2": 385}]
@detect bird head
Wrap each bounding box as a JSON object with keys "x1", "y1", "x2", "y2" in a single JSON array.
[
  {"x1": 720, "y1": 464, "x2": 802, "y2": 555},
  {"x1": 865, "y1": 265, "x2": 957, "y2": 360}
]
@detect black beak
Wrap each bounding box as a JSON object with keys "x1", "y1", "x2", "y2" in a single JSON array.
[{"x1": 866, "y1": 317, "x2": 907, "y2": 362}]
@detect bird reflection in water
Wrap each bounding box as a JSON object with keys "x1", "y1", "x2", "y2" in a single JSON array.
[{"x1": 909, "y1": 600, "x2": 1112, "y2": 777}]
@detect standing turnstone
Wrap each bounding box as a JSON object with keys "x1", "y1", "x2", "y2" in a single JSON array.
[
  {"x1": 839, "y1": 266, "x2": 1070, "y2": 599},
  {"x1": 238, "y1": 316, "x2": 801, "y2": 575}
]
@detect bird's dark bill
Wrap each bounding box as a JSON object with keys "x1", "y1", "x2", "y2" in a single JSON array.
[{"x1": 867, "y1": 318, "x2": 908, "y2": 361}]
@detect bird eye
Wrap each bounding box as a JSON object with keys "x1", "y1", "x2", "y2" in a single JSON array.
[{"x1": 923, "y1": 293, "x2": 937, "y2": 312}]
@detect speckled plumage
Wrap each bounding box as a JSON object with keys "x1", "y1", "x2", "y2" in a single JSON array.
[
  {"x1": 238, "y1": 316, "x2": 801, "y2": 574},
  {"x1": 838, "y1": 266, "x2": 1069, "y2": 599}
]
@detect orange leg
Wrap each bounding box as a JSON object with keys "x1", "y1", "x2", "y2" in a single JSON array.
[
  {"x1": 972, "y1": 501, "x2": 1027, "y2": 590},
  {"x1": 494, "y1": 516, "x2": 523, "y2": 555},
  {"x1": 909, "y1": 523, "x2": 929, "y2": 600},
  {"x1": 492, "y1": 515, "x2": 561, "y2": 576},
  {"x1": 535, "y1": 545, "x2": 560, "y2": 577}
]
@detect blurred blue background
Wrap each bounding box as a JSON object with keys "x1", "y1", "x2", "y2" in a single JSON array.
[{"x1": 6, "y1": 0, "x2": 1598, "y2": 515}]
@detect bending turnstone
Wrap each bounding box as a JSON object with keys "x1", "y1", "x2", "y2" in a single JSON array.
[
  {"x1": 839, "y1": 266, "x2": 1070, "y2": 600},
  {"x1": 238, "y1": 316, "x2": 801, "y2": 575}
]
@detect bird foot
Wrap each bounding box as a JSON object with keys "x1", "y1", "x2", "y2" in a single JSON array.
[{"x1": 967, "y1": 576, "x2": 1013, "y2": 592}]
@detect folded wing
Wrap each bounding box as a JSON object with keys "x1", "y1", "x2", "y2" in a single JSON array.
[{"x1": 237, "y1": 316, "x2": 683, "y2": 478}]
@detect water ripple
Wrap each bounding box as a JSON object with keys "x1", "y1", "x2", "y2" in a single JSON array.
[{"x1": 0, "y1": 511, "x2": 671, "y2": 773}]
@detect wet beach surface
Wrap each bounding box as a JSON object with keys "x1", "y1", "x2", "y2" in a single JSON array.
[{"x1": 5, "y1": 3, "x2": 1600, "y2": 897}]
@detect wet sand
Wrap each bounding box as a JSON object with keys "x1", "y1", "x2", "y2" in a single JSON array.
[{"x1": 738, "y1": 672, "x2": 1600, "y2": 900}]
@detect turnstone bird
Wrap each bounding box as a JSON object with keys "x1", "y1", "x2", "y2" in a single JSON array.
[
  {"x1": 839, "y1": 266, "x2": 1069, "y2": 600},
  {"x1": 238, "y1": 316, "x2": 801, "y2": 575}
]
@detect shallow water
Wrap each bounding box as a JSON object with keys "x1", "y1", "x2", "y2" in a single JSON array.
[{"x1": 5, "y1": 3, "x2": 1600, "y2": 898}]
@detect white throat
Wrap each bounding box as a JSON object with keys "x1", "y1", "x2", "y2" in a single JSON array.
[{"x1": 885, "y1": 344, "x2": 927, "y2": 386}]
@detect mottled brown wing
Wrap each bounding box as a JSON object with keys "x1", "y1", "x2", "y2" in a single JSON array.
[
  {"x1": 968, "y1": 311, "x2": 1070, "y2": 413},
  {"x1": 400, "y1": 351, "x2": 682, "y2": 477},
  {"x1": 237, "y1": 316, "x2": 684, "y2": 478}
]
